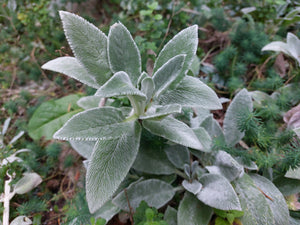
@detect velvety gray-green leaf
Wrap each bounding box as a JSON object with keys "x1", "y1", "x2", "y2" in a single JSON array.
[
  {"x1": 95, "y1": 71, "x2": 146, "y2": 100},
  {"x1": 192, "y1": 127, "x2": 212, "y2": 152},
  {"x1": 132, "y1": 141, "x2": 175, "y2": 175},
  {"x1": 285, "y1": 167, "x2": 300, "y2": 179},
  {"x1": 108, "y1": 22, "x2": 141, "y2": 85},
  {"x1": 69, "y1": 140, "x2": 95, "y2": 159},
  {"x1": 141, "y1": 77, "x2": 155, "y2": 105},
  {"x1": 164, "y1": 206, "x2": 177, "y2": 225},
  {"x1": 197, "y1": 174, "x2": 242, "y2": 211},
  {"x1": 178, "y1": 192, "x2": 213, "y2": 225},
  {"x1": 77, "y1": 96, "x2": 102, "y2": 110},
  {"x1": 59, "y1": 11, "x2": 111, "y2": 85},
  {"x1": 152, "y1": 54, "x2": 185, "y2": 97},
  {"x1": 273, "y1": 176, "x2": 300, "y2": 196},
  {"x1": 250, "y1": 174, "x2": 289, "y2": 225},
  {"x1": 28, "y1": 94, "x2": 82, "y2": 140},
  {"x1": 182, "y1": 179, "x2": 202, "y2": 195},
  {"x1": 200, "y1": 114, "x2": 224, "y2": 141},
  {"x1": 112, "y1": 179, "x2": 175, "y2": 211},
  {"x1": 86, "y1": 121, "x2": 141, "y2": 213},
  {"x1": 223, "y1": 88, "x2": 253, "y2": 146},
  {"x1": 93, "y1": 200, "x2": 120, "y2": 222},
  {"x1": 153, "y1": 25, "x2": 198, "y2": 89},
  {"x1": 14, "y1": 172, "x2": 42, "y2": 194},
  {"x1": 157, "y1": 76, "x2": 222, "y2": 109},
  {"x1": 140, "y1": 104, "x2": 181, "y2": 120},
  {"x1": 53, "y1": 107, "x2": 133, "y2": 141},
  {"x1": 143, "y1": 116, "x2": 203, "y2": 150},
  {"x1": 164, "y1": 145, "x2": 189, "y2": 169},
  {"x1": 290, "y1": 217, "x2": 300, "y2": 225},
  {"x1": 233, "y1": 174, "x2": 274, "y2": 225},
  {"x1": 42, "y1": 57, "x2": 99, "y2": 89}
]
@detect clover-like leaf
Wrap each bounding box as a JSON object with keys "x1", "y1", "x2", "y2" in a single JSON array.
[
  {"x1": 197, "y1": 174, "x2": 242, "y2": 211},
  {"x1": 86, "y1": 121, "x2": 141, "y2": 213},
  {"x1": 108, "y1": 22, "x2": 141, "y2": 85},
  {"x1": 42, "y1": 57, "x2": 99, "y2": 89},
  {"x1": 157, "y1": 76, "x2": 222, "y2": 109},
  {"x1": 59, "y1": 11, "x2": 111, "y2": 85},
  {"x1": 143, "y1": 116, "x2": 203, "y2": 150},
  {"x1": 112, "y1": 179, "x2": 175, "y2": 211},
  {"x1": 153, "y1": 25, "x2": 198, "y2": 89},
  {"x1": 53, "y1": 107, "x2": 133, "y2": 141}
]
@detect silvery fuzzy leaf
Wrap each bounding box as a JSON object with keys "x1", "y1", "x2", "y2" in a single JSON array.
[
  {"x1": 182, "y1": 179, "x2": 202, "y2": 195},
  {"x1": 140, "y1": 77, "x2": 155, "y2": 105},
  {"x1": 2, "y1": 117, "x2": 11, "y2": 136},
  {"x1": 59, "y1": 11, "x2": 111, "y2": 85},
  {"x1": 137, "y1": 72, "x2": 149, "y2": 89},
  {"x1": 200, "y1": 114, "x2": 224, "y2": 141},
  {"x1": 250, "y1": 174, "x2": 289, "y2": 225},
  {"x1": 153, "y1": 25, "x2": 198, "y2": 90},
  {"x1": 53, "y1": 107, "x2": 133, "y2": 141},
  {"x1": 234, "y1": 174, "x2": 275, "y2": 225},
  {"x1": 10, "y1": 216, "x2": 32, "y2": 225},
  {"x1": 42, "y1": 57, "x2": 99, "y2": 89},
  {"x1": 95, "y1": 71, "x2": 146, "y2": 101},
  {"x1": 262, "y1": 41, "x2": 290, "y2": 55},
  {"x1": 69, "y1": 140, "x2": 95, "y2": 159},
  {"x1": 273, "y1": 176, "x2": 300, "y2": 196},
  {"x1": 190, "y1": 108, "x2": 210, "y2": 128},
  {"x1": 164, "y1": 145, "x2": 189, "y2": 169},
  {"x1": 140, "y1": 104, "x2": 182, "y2": 120},
  {"x1": 108, "y1": 22, "x2": 141, "y2": 85},
  {"x1": 1, "y1": 149, "x2": 30, "y2": 166},
  {"x1": 86, "y1": 121, "x2": 141, "y2": 213},
  {"x1": 285, "y1": 167, "x2": 300, "y2": 179},
  {"x1": 157, "y1": 76, "x2": 222, "y2": 109},
  {"x1": 286, "y1": 32, "x2": 300, "y2": 64},
  {"x1": 8, "y1": 131, "x2": 24, "y2": 145},
  {"x1": 164, "y1": 206, "x2": 177, "y2": 225},
  {"x1": 152, "y1": 54, "x2": 186, "y2": 98},
  {"x1": 192, "y1": 127, "x2": 212, "y2": 152},
  {"x1": 223, "y1": 88, "x2": 253, "y2": 147},
  {"x1": 290, "y1": 217, "x2": 300, "y2": 225},
  {"x1": 93, "y1": 200, "x2": 120, "y2": 222},
  {"x1": 178, "y1": 192, "x2": 213, "y2": 225},
  {"x1": 143, "y1": 116, "x2": 203, "y2": 150},
  {"x1": 234, "y1": 157, "x2": 258, "y2": 170},
  {"x1": 112, "y1": 179, "x2": 175, "y2": 211},
  {"x1": 77, "y1": 96, "x2": 102, "y2": 110},
  {"x1": 14, "y1": 172, "x2": 42, "y2": 195},
  {"x1": 197, "y1": 174, "x2": 242, "y2": 211}
]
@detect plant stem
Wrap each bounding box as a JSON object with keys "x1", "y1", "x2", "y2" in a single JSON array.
[
  {"x1": 3, "y1": 174, "x2": 12, "y2": 225},
  {"x1": 175, "y1": 169, "x2": 189, "y2": 179}
]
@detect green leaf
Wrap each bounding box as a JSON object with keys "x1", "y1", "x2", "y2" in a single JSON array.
[
  {"x1": 223, "y1": 88, "x2": 253, "y2": 146},
  {"x1": 233, "y1": 174, "x2": 274, "y2": 225},
  {"x1": 42, "y1": 57, "x2": 99, "y2": 89},
  {"x1": 93, "y1": 200, "x2": 120, "y2": 222},
  {"x1": 153, "y1": 25, "x2": 198, "y2": 89},
  {"x1": 214, "y1": 209, "x2": 244, "y2": 224},
  {"x1": 285, "y1": 167, "x2": 300, "y2": 179},
  {"x1": 164, "y1": 145, "x2": 189, "y2": 169},
  {"x1": 152, "y1": 54, "x2": 186, "y2": 98},
  {"x1": 197, "y1": 174, "x2": 242, "y2": 211},
  {"x1": 164, "y1": 206, "x2": 177, "y2": 225},
  {"x1": 143, "y1": 116, "x2": 203, "y2": 150},
  {"x1": 192, "y1": 127, "x2": 212, "y2": 152},
  {"x1": 108, "y1": 22, "x2": 141, "y2": 85},
  {"x1": 132, "y1": 141, "x2": 176, "y2": 175},
  {"x1": 69, "y1": 140, "x2": 95, "y2": 159},
  {"x1": 77, "y1": 96, "x2": 102, "y2": 110},
  {"x1": 273, "y1": 176, "x2": 300, "y2": 196},
  {"x1": 250, "y1": 174, "x2": 289, "y2": 225},
  {"x1": 112, "y1": 179, "x2": 175, "y2": 211},
  {"x1": 157, "y1": 76, "x2": 222, "y2": 109},
  {"x1": 28, "y1": 94, "x2": 82, "y2": 140},
  {"x1": 53, "y1": 107, "x2": 133, "y2": 141},
  {"x1": 178, "y1": 192, "x2": 213, "y2": 225},
  {"x1": 59, "y1": 11, "x2": 111, "y2": 85},
  {"x1": 205, "y1": 151, "x2": 244, "y2": 182},
  {"x1": 95, "y1": 71, "x2": 146, "y2": 100},
  {"x1": 86, "y1": 121, "x2": 141, "y2": 213},
  {"x1": 140, "y1": 104, "x2": 182, "y2": 120}
]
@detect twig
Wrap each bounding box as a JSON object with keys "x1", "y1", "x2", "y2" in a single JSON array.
[{"x1": 256, "y1": 185, "x2": 273, "y2": 201}]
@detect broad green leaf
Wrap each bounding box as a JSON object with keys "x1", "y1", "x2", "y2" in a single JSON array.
[
  {"x1": 108, "y1": 22, "x2": 141, "y2": 85},
  {"x1": 143, "y1": 116, "x2": 203, "y2": 150},
  {"x1": 153, "y1": 25, "x2": 198, "y2": 89},
  {"x1": 42, "y1": 57, "x2": 99, "y2": 89},
  {"x1": 93, "y1": 200, "x2": 120, "y2": 222},
  {"x1": 178, "y1": 192, "x2": 213, "y2": 225},
  {"x1": 197, "y1": 174, "x2": 242, "y2": 211},
  {"x1": 77, "y1": 96, "x2": 102, "y2": 109},
  {"x1": 112, "y1": 179, "x2": 175, "y2": 211},
  {"x1": 59, "y1": 11, "x2": 111, "y2": 85},
  {"x1": 14, "y1": 172, "x2": 42, "y2": 194},
  {"x1": 200, "y1": 114, "x2": 224, "y2": 141},
  {"x1": 95, "y1": 71, "x2": 146, "y2": 100},
  {"x1": 206, "y1": 151, "x2": 244, "y2": 182},
  {"x1": 233, "y1": 174, "x2": 274, "y2": 225},
  {"x1": 182, "y1": 180, "x2": 202, "y2": 195},
  {"x1": 164, "y1": 206, "x2": 177, "y2": 225},
  {"x1": 140, "y1": 104, "x2": 182, "y2": 120},
  {"x1": 86, "y1": 121, "x2": 141, "y2": 213},
  {"x1": 223, "y1": 88, "x2": 253, "y2": 146},
  {"x1": 164, "y1": 145, "x2": 189, "y2": 169},
  {"x1": 133, "y1": 140, "x2": 175, "y2": 175},
  {"x1": 157, "y1": 76, "x2": 222, "y2": 109},
  {"x1": 53, "y1": 107, "x2": 134, "y2": 141},
  {"x1": 140, "y1": 77, "x2": 155, "y2": 105},
  {"x1": 69, "y1": 140, "x2": 95, "y2": 159},
  {"x1": 273, "y1": 176, "x2": 300, "y2": 196},
  {"x1": 152, "y1": 54, "x2": 186, "y2": 97},
  {"x1": 250, "y1": 174, "x2": 289, "y2": 225},
  {"x1": 285, "y1": 166, "x2": 300, "y2": 179},
  {"x1": 192, "y1": 127, "x2": 212, "y2": 152},
  {"x1": 28, "y1": 94, "x2": 82, "y2": 140}
]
